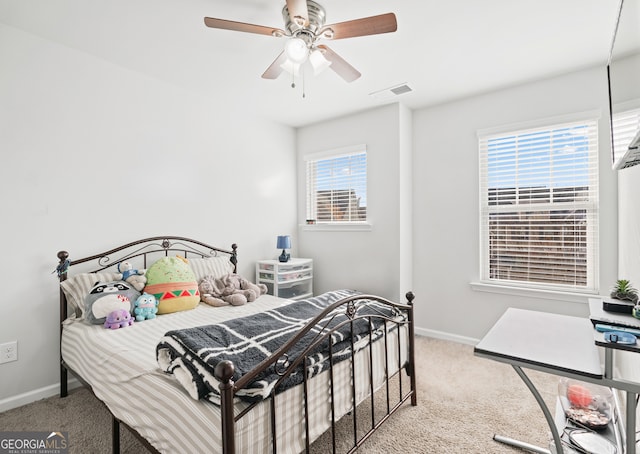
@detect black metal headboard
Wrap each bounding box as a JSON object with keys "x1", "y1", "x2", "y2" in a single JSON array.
[
  {"x1": 57, "y1": 236, "x2": 237, "y2": 277},
  {"x1": 56, "y1": 236, "x2": 237, "y2": 320},
  {"x1": 55, "y1": 236, "x2": 238, "y2": 402}
]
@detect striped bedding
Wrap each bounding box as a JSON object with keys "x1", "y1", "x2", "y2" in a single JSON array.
[{"x1": 61, "y1": 295, "x2": 408, "y2": 453}]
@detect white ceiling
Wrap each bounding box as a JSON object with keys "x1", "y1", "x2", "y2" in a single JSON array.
[{"x1": 0, "y1": 0, "x2": 626, "y2": 127}]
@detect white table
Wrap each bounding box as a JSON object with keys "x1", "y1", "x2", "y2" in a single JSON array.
[{"x1": 474, "y1": 307, "x2": 640, "y2": 454}]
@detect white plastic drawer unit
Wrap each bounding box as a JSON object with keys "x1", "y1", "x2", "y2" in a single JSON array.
[{"x1": 256, "y1": 258, "x2": 313, "y2": 300}]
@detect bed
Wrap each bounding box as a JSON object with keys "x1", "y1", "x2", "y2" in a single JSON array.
[{"x1": 56, "y1": 236, "x2": 417, "y2": 453}]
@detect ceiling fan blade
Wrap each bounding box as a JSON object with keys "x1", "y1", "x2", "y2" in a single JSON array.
[
  {"x1": 320, "y1": 13, "x2": 397, "y2": 40},
  {"x1": 286, "y1": 0, "x2": 309, "y2": 27},
  {"x1": 204, "y1": 17, "x2": 285, "y2": 37},
  {"x1": 261, "y1": 52, "x2": 288, "y2": 80},
  {"x1": 317, "y1": 45, "x2": 361, "y2": 82}
]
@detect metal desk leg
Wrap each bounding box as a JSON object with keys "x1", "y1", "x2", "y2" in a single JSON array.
[
  {"x1": 605, "y1": 348, "x2": 636, "y2": 454},
  {"x1": 627, "y1": 391, "x2": 637, "y2": 454},
  {"x1": 493, "y1": 435, "x2": 552, "y2": 454},
  {"x1": 605, "y1": 348, "x2": 614, "y2": 379},
  {"x1": 492, "y1": 365, "x2": 561, "y2": 454}
]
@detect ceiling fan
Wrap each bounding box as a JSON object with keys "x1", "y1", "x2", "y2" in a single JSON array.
[{"x1": 204, "y1": 0, "x2": 397, "y2": 83}]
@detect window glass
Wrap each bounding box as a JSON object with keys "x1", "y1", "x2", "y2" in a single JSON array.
[
  {"x1": 479, "y1": 119, "x2": 598, "y2": 291},
  {"x1": 305, "y1": 147, "x2": 367, "y2": 223}
]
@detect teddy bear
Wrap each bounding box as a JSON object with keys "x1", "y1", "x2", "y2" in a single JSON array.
[
  {"x1": 104, "y1": 309, "x2": 134, "y2": 329},
  {"x1": 133, "y1": 292, "x2": 159, "y2": 321},
  {"x1": 199, "y1": 273, "x2": 267, "y2": 307},
  {"x1": 117, "y1": 261, "x2": 147, "y2": 291}
]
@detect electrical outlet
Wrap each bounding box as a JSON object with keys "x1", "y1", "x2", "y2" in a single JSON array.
[{"x1": 0, "y1": 341, "x2": 17, "y2": 364}]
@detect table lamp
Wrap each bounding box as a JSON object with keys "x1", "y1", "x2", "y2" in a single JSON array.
[{"x1": 277, "y1": 235, "x2": 291, "y2": 262}]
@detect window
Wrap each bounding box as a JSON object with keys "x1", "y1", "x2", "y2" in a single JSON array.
[
  {"x1": 612, "y1": 106, "x2": 640, "y2": 165},
  {"x1": 479, "y1": 118, "x2": 599, "y2": 292},
  {"x1": 305, "y1": 145, "x2": 367, "y2": 224}
]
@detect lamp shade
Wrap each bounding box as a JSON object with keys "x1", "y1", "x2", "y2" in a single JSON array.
[
  {"x1": 280, "y1": 59, "x2": 302, "y2": 76},
  {"x1": 276, "y1": 235, "x2": 291, "y2": 250},
  {"x1": 284, "y1": 37, "x2": 308, "y2": 64},
  {"x1": 309, "y1": 49, "x2": 332, "y2": 75}
]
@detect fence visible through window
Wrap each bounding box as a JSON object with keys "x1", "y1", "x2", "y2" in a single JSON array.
[
  {"x1": 479, "y1": 118, "x2": 598, "y2": 291},
  {"x1": 305, "y1": 146, "x2": 367, "y2": 224}
]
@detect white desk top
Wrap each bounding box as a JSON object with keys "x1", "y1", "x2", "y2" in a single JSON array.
[
  {"x1": 474, "y1": 308, "x2": 603, "y2": 379},
  {"x1": 589, "y1": 297, "x2": 640, "y2": 329}
]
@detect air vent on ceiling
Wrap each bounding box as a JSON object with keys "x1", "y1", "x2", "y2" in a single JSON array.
[
  {"x1": 369, "y1": 83, "x2": 412, "y2": 101},
  {"x1": 390, "y1": 84, "x2": 412, "y2": 95}
]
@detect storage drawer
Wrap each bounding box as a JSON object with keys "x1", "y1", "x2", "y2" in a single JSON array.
[
  {"x1": 277, "y1": 269, "x2": 312, "y2": 282},
  {"x1": 277, "y1": 263, "x2": 312, "y2": 273},
  {"x1": 256, "y1": 258, "x2": 313, "y2": 300},
  {"x1": 277, "y1": 279, "x2": 312, "y2": 300}
]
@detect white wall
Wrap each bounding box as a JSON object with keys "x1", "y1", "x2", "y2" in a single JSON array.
[
  {"x1": 616, "y1": 54, "x2": 640, "y2": 293},
  {"x1": 412, "y1": 66, "x2": 618, "y2": 343},
  {"x1": 294, "y1": 66, "x2": 619, "y2": 343},
  {"x1": 295, "y1": 103, "x2": 413, "y2": 304},
  {"x1": 1, "y1": 22, "x2": 635, "y2": 411},
  {"x1": 0, "y1": 24, "x2": 297, "y2": 405},
  {"x1": 614, "y1": 52, "x2": 640, "y2": 383}
]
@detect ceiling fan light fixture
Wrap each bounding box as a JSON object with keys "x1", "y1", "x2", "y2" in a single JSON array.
[
  {"x1": 284, "y1": 37, "x2": 309, "y2": 64},
  {"x1": 309, "y1": 49, "x2": 332, "y2": 75},
  {"x1": 204, "y1": 3, "x2": 398, "y2": 84}
]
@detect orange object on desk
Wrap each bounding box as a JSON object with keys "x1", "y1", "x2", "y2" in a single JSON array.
[{"x1": 567, "y1": 384, "x2": 593, "y2": 407}]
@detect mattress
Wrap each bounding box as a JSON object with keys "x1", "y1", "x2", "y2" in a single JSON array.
[{"x1": 61, "y1": 295, "x2": 407, "y2": 453}]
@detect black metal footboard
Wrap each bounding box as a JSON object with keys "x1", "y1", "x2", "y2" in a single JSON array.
[{"x1": 215, "y1": 291, "x2": 416, "y2": 454}]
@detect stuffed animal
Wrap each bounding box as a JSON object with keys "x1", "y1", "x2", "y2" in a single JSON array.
[
  {"x1": 134, "y1": 292, "x2": 159, "y2": 321},
  {"x1": 199, "y1": 273, "x2": 267, "y2": 307},
  {"x1": 104, "y1": 309, "x2": 134, "y2": 329},
  {"x1": 84, "y1": 281, "x2": 140, "y2": 325},
  {"x1": 145, "y1": 256, "x2": 199, "y2": 314},
  {"x1": 117, "y1": 261, "x2": 147, "y2": 291}
]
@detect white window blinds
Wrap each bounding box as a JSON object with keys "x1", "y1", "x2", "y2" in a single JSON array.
[
  {"x1": 305, "y1": 146, "x2": 367, "y2": 223},
  {"x1": 612, "y1": 107, "x2": 640, "y2": 166},
  {"x1": 479, "y1": 119, "x2": 599, "y2": 291}
]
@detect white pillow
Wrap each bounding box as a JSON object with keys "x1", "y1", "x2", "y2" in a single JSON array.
[
  {"x1": 188, "y1": 256, "x2": 235, "y2": 281},
  {"x1": 60, "y1": 272, "x2": 121, "y2": 319}
]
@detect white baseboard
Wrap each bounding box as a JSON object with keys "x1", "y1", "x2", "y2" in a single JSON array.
[
  {"x1": 415, "y1": 326, "x2": 479, "y2": 346},
  {"x1": 0, "y1": 378, "x2": 80, "y2": 413}
]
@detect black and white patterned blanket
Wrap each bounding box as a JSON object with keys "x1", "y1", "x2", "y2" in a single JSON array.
[{"x1": 156, "y1": 289, "x2": 400, "y2": 404}]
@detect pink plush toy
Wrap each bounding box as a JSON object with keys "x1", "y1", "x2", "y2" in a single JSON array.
[{"x1": 104, "y1": 309, "x2": 134, "y2": 329}]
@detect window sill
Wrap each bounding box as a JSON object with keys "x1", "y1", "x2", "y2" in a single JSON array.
[
  {"x1": 470, "y1": 281, "x2": 599, "y2": 305},
  {"x1": 300, "y1": 223, "x2": 373, "y2": 232}
]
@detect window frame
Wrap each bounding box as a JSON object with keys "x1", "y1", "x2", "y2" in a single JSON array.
[
  {"x1": 303, "y1": 144, "x2": 368, "y2": 228},
  {"x1": 611, "y1": 101, "x2": 640, "y2": 168},
  {"x1": 477, "y1": 112, "x2": 600, "y2": 294}
]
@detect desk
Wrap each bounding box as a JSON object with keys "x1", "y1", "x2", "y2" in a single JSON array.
[{"x1": 474, "y1": 308, "x2": 640, "y2": 454}]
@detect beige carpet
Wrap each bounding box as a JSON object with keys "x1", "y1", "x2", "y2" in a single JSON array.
[{"x1": 0, "y1": 337, "x2": 559, "y2": 453}]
